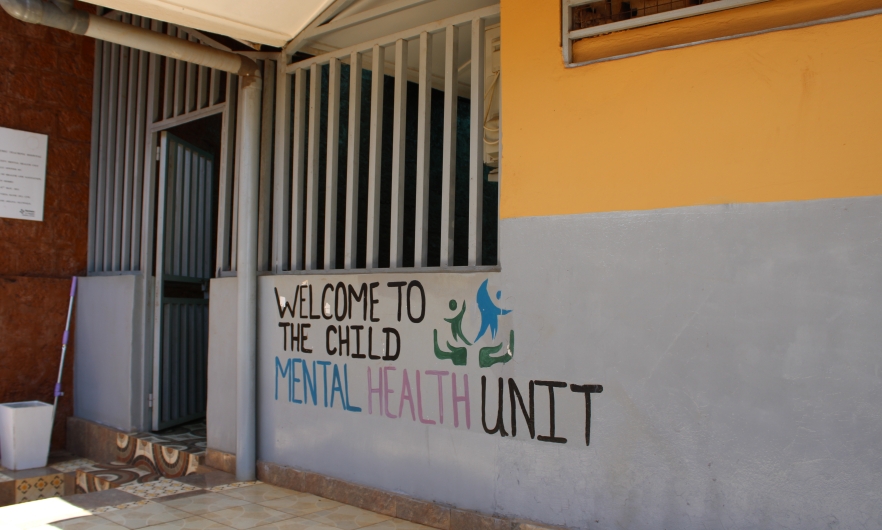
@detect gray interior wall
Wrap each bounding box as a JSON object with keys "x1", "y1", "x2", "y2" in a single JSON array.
[
  {"x1": 73, "y1": 274, "x2": 142, "y2": 432},
  {"x1": 254, "y1": 195, "x2": 882, "y2": 529},
  {"x1": 207, "y1": 277, "x2": 238, "y2": 454}
]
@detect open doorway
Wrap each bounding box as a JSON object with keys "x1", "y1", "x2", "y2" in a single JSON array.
[{"x1": 151, "y1": 114, "x2": 222, "y2": 431}]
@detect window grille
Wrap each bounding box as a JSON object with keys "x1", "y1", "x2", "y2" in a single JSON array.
[
  {"x1": 272, "y1": 5, "x2": 501, "y2": 273},
  {"x1": 562, "y1": 0, "x2": 768, "y2": 65}
]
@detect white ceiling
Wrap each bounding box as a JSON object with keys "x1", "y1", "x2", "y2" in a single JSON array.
[{"x1": 84, "y1": 0, "x2": 338, "y2": 47}]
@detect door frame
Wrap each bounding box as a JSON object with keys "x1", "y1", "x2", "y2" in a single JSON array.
[{"x1": 139, "y1": 84, "x2": 238, "y2": 433}]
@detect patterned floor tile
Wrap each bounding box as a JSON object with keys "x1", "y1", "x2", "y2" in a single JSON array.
[
  {"x1": 118, "y1": 478, "x2": 202, "y2": 499},
  {"x1": 258, "y1": 494, "x2": 341, "y2": 517},
  {"x1": 218, "y1": 484, "x2": 298, "y2": 503},
  {"x1": 15, "y1": 473, "x2": 65, "y2": 502},
  {"x1": 251, "y1": 517, "x2": 340, "y2": 530},
  {"x1": 136, "y1": 515, "x2": 235, "y2": 529},
  {"x1": 359, "y1": 518, "x2": 434, "y2": 530},
  {"x1": 161, "y1": 491, "x2": 251, "y2": 515},
  {"x1": 207, "y1": 481, "x2": 261, "y2": 493},
  {"x1": 96, "y1": 500, "x2": 189, "y2": 529},
  {"x1": 49, "y1": 459, "x2": 99, "y2": 474},
  {"x1": 301, "y1": 506, "x2": 391, "y2": 530},
  {"x1": 201, "y1": 504, "x2": 293, "y2": 530},
  {"x1": 35, "y1": 515, "x2": 130, "y2": 529}
]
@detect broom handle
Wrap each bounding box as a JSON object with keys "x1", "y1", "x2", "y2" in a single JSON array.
[{"x1": 53, "y1": 277, "x2": 77, "y2": 413}]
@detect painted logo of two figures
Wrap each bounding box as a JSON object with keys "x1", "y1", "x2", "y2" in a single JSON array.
[{"x1": 433, "y1": 279, "x2": 514, "y2": 368}]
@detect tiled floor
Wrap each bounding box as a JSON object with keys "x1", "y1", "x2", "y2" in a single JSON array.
[{"x1": 0, "y1": 470, "x2": 433, "y2": 530}]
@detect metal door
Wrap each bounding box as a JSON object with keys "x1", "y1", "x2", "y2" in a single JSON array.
[{"x1": 152, "y1": 132, "x2": 215, "y2": 431}]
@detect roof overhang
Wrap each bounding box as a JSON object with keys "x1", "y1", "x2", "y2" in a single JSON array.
[{"x1": 83, "y1": 0, "x2": 338, "y2": 47}]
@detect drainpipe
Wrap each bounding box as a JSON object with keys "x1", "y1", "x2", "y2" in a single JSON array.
[{"x1": 1, "y1": 0, "x2": 263, "y2": 481}]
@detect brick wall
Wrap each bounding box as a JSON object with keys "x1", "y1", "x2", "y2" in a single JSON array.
[{"x1": 0, "y1": 6, "x2": 94, "y2": 451}]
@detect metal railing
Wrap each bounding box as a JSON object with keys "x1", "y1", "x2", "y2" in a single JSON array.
[{"x1": 272, "y1": 5, "x2": 501, "y2": 273}]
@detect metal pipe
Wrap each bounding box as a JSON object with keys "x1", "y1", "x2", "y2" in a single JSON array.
[
  {"x1": 235, "y1": 74, "x2": 261, "y2": 481},
  {"x1": 0, "y1": 0, "x2": 259, "y2": 77}
]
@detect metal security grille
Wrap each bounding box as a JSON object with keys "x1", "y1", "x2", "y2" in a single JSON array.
[
  {"x1": 153, "y1": 132, "x2": 214, "y2": 430},
  {"x1": 272, "y1": 5, "x2": 500, "y2": 273},
  {"x1": 87, "y1": 12, "x2": 235, "y2": 275}
]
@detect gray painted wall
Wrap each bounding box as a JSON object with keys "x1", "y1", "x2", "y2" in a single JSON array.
[
  {"x1": 74, "y1": 274, "x2": 143, "y2": 432},
  {"x1": 207, "y1": 277, "x2": 238, "y2": 454},
  {"x1": 231, "y1": 195, "x2": 881, "y2": 529}
]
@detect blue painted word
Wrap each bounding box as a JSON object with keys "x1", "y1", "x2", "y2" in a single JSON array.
[{"x1": 274, "y1": 357, "x2": 362, "y2": 412}]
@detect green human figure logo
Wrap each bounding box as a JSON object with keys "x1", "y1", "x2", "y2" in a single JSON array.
[
  {"x1": 433, "y1": 288, "x2": 514, "y2": 368},
  {"x1": 445, "y1": 300, "x2": 471, "y2": 345}
]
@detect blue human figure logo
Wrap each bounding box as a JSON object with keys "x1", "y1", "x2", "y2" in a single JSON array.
[{"x1": 474, "y1": 279, "x2": 512, "y2": 342}]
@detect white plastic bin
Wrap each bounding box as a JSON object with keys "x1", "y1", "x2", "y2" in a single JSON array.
[{"x1": 0, "y1": 401, "x2": 53, "y2": 470}]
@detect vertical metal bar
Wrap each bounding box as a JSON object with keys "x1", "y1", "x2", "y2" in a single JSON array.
[
  {"x1": 197, "y1": 65, "x2": 208, "y2": 109},
  {"x1": 366, "y1": 44, "x2": 385, "y2": 269},
  {"x1": 186, "y1": 151, "x2": 197, "y2": 276},
  {"x1": 99, "y1": 44, "x2": 119, "y2": 272},
  {"x1": 230, "y1": 84, "x2": 243, "y2": 271},
  {"x1": 110, "y1": 43, "x2": 130, "y2": 272},
  {"x1": 163, "y1": 25, "x2": 175, "y2": 119},
  {"x1": 196, "y1": 156, "x2": 205, "y2": 278},
  {"x1": 199, "y1": 305, "x2": 207, "y2": 410},
  {"x1": 173, "y1": 303, "x2": 183, "y2": 419},
  {"x1": 131, "y1": 36, "x2": 149, "y2": 270},
  {"x1": 95, "y1": 42, "x2": 114, "y2": 272},
  {"x1": 205, "y1": 161, "x2": 214, "y2": 278},
  {"x1": 216, "y1": 76, "x2": 238, "y2": 273},
  {"x1": 161, "y1": 304, "x2": 171, "y2": 423},
  {"x1": 174, "y1": 28, "x2": 186, "y2": 116},
  {"x1": 389, "y1": 39, "x2": 408, "y2": 268},
  {"x1": 121, "y1": 38, "x2": 138, "y2": 271},
  {"x1": 185, "y1": 34, "x2": 198, "y2": 113},
  {"x1": 144, "y1": 27, "x2": 162, "y2": 431},
  {"x1": 140, "y1": 25, "x2": 162, "y2": 276},
  {"x1": 257, "y1": 60, "x2": 275, "y2": 272},
  {"x1": 210, "y1": 69, "x2": 222, "y2": 106},
  {"x1": 324, "y1": 58, "x2": 341, "y2": 270},
  {"x1": 469, "y1": 18, "x2": 485, "y2": 266},
  {"x1": 441, "y1": 25, "x2": 458, "y2": 267},
  {"x1": 562, "y1": 0, "x2": 572, "y2": 65},
  {"x1": 187, "y1": 304, "x2": 196, "y2": 415},
  {"x1": 414, "y1": 32, "x2": 432, "y2": 267},
  {"x1": 290, "y1": 69, "x2": 307, "y2": 270},
  {"x1": 305, "y1": 63, "x2": 321, "y2": 270},
  {"x1": 344, "y1": 51, "x2": 362, "y2": 270},
  {"x1": 152, "y1": 131, "x2": 170, "y2": 430},
  {"x1": 87, "y1": 41, "x2": 104, "y2": 272},
  {"x1": 273, "y1": 64, "x2": 292, "y2": 272},
  {"x1": 173, "y1": 144, "x2": 185, "y2": 276}
]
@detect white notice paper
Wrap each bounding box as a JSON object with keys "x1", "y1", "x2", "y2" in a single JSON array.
[{"x1": 0, "y1": 126, "x2": 48, "y2": 221}]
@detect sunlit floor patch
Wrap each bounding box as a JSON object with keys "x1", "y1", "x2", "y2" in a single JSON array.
[{"x1": 0, "y1": 496, "x2": 92, "y2": 529}]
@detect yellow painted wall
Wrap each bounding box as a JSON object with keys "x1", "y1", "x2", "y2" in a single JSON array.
[{"x1": 499, "y1": 0, "x2": 882, "y2": 218}]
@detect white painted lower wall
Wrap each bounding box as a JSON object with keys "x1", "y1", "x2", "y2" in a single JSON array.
[
  {"x1": 73, "y1": 274, "x2": 144, "y2": 432},
  {"x1": 206, "y1": 276, "x2": 238, "y2": 454},
  {"x1": 206, "y1": 195, "x2": 882, "y2": 529}
]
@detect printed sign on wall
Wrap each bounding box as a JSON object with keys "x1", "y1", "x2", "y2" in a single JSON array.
[{"x1": 0, "y1": 126, "x2": 48, "y2": 221}]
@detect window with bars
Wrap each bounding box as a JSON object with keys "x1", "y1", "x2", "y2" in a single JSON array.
[
  {"x1": 562, "y1": 0, "x2": 769, "y2": 65},
  {"x1": 272, "y1": 6, "x2": 501, "y2": 274}
]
